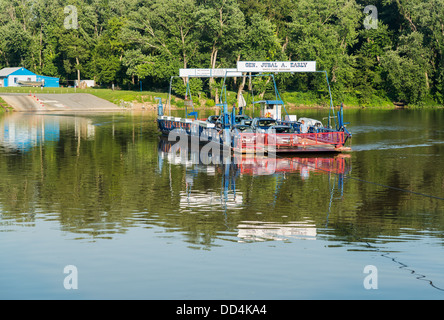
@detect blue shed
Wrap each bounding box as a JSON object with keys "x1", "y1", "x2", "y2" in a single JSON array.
[
  {"x1": 36, "y1": 75, "x2": 60, "y2": 88},
  {"x1": 0, "y1": 67, "x2": 60, "y2": 88}
]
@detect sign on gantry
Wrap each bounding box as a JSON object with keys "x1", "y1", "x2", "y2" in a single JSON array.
[
  {"x1": 179, "y1": 61, "x2": 317, "y2": 78},
  {"x1": 237, "y1": 61, "x2": 316, "y2": 73}
]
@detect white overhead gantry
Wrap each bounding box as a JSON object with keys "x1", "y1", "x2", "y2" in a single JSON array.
[
  {"x1": 233, "y1": 61, "x2": 318, "y2": 123},
  {"x1": 233, "y1": 61, "x2": 338, "y2": 129},
  {"x1": 165, "y1": 68, "x2": 242, "y2": 117},
  {"x1": 168, "y1": 61, "x2": 336, "y2": 129}
]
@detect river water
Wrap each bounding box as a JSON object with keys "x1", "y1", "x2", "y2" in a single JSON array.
[{"x1": 0, "y1": 108, "x2": 443, "y2": 300}]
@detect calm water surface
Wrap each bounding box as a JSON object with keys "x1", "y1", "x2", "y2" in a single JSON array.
[{"x1": 0, "y1": 108, "x2": 443, "y2": 300}]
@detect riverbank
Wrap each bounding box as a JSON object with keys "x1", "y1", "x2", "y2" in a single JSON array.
[
  {"x1": 0, "y1": 97, "x2": 13, "y2": 112},
  {"x1": 0, "y1": 87, "x2": 442, "y2": 111},
  {"x1": 0, "y1": 92, "x2": 124, "y2": 112}
]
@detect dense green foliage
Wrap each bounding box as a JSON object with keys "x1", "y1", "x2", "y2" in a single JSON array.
[{"x1": 0, "y1": 0, "x2": 443, "y2": 107}]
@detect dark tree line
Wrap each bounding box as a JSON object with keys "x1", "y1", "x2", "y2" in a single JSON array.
[{"x1": 0, "y1": 0, "x2": 442, "y2": 106}]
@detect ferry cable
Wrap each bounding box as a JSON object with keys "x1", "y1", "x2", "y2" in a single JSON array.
[
  {"x1": 362, "y1": 241, "x2": 444, "y2": 292},
  {"x1": 264, "y1": 152, "x2": 444, "y2": 292},
  {"x1": 169, "y1": 138, "x2": 444, "y2": 292},
  {"x1": 259, "y1": 151, "x2": 444, "y2": 292},
  {"x1": 378, "y1": 248, "x2": 444, "y2": 292}
]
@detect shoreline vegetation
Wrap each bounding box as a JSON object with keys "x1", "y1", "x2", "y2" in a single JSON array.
[
  {"x1": 0, "y1": 0, "x2": 443, "y2": 111},
  {"x1": 0, "y1": 97, "x2": 13, "y2": 112},
  {"x1": 0, "y1": 87, "x2": 442, "y2": 113}
]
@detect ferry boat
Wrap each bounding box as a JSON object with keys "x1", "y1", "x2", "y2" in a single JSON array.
[{"x1": 156, "y1": 62, "x2": 352, "y2": 154}]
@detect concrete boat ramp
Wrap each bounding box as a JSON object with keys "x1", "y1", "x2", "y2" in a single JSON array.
[{"x1": 0, "y1": 93, "x2": 123, "y2": 112}]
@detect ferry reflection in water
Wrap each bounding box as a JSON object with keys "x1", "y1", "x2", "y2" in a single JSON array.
[{"x1": 158, "y1": 138, "x2": 351, "y2": 242}]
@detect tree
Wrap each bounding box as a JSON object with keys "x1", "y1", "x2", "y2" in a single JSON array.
[
  {"x1": 286, "y1": 0, "x2": 362, "y2": 102},
  {"x1": 397, "y1": 0, "x2": 444, "y2": 103},
  {"x1": 381, "y1": 32, "x2": 431, "y2": 104},
  {"x1": 122, "y1": 0, "x2": 201, "y2": 87},
  {"x1": 122, "y1": 49, "x2": 147, "y2": 85},
  {"x1": 0, "y1": 22, "x2": 32, "y2": 67},
  {"x1": 353, "y1": 22, "x2": 392, "y2": 105},
  {"x1": 59, "y1": 30, "x2": 90, "y2": 85},
  {"x1": 196, "y1": 0, "x2": 245, "y2": 101},
  {"x1": 28, "y1": 0, "x2": 65, "y2": 76},
  {"x1": 238, "y1": 13, "x2": 286, "y2": 101},
  {"x1": 89, "y1": 16, "x2": 126, "y2": 85},
  {"x1": 57, "y1": 0, "x2": 100, "y2": 85}
]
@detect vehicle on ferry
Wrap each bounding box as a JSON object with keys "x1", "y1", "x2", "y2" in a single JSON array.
[
  {"x1": 250, "y1": 117, "x2": 278, "y2": 132},
  {"x1": 206, "y1": 115, "x2": 220, "y2": 124}
]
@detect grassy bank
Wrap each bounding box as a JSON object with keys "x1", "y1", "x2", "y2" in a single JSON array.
[
  {"x1": 0, "y1": 87, "x2": 442, "y2": 110},
  {"x1": 0, "y1": 87, "x2": 168, "y2": 106},
  {"x1": 0, "y1": 87, "x2": 215, "y2": 109},
  {"x1": 0, "y1": 97, "x2": 13, "y2": 112}
]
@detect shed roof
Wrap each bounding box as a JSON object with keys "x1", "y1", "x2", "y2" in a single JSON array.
[
  {"x1": 0, "y1": 67, "x2": 36, "y2": 77},
  {"x1": 0, "y1": 67, "x2": 21, "y2": 77}
]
